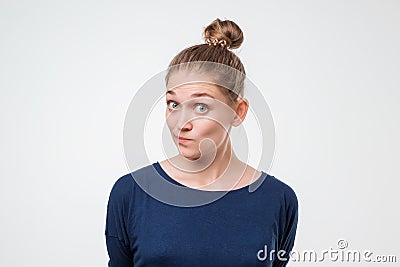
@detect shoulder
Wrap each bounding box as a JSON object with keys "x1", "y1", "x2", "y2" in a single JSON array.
[
  {"x1": 266, "y1": 174, "x2": 298, "y2": 208},
  {"x1": 108, "y1": 163, "x2": 157, "y2": 197},
  {"x1": 110, "y1": 173, "x2": 136, "y2": 193},
  {"x1": 107, "y1": 173, "x2": 136, "y2": 205}
]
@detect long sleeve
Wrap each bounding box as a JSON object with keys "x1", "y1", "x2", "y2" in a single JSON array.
[
  {"x1": 105, "y1": 175, "x2": 135, "y2": 267},
  {"x1": 106, "y1": 235, "x2": 133, "y2": 267},
  {"x1": 273, "y1": 188, "x2": 299, "y2": 267}
]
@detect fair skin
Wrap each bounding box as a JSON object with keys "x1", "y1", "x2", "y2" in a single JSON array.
[{"x1": 159, "y1": 73, "x2": 262, "y2": 191}]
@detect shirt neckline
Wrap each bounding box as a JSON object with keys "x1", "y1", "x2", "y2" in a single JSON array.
[{"x1": 153, "y1": 161, "x2": 268, "y2": 193}]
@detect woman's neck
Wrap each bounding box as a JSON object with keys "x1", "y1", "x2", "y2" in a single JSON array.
[{"x1": 166, "y1": 139, "x2": 248, "y2": 187}]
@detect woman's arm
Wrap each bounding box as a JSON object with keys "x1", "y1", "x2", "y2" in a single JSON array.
[
  {"x1": 273, "y1": 188, "x2": 299, "y2": 267},
  {"x1": 105, "y1": 175, "x2": 134, "y2": 267},
  {"x1": 106, "y1": 235, "x2": 133, "y2": 267}
]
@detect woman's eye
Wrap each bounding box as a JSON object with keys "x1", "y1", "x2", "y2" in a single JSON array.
[
  {"x1": 195, "y1": 103, "x2": 208, "y2": 113},
  {"x1": 167, "y1": 101, "x2": 179, "y2": 110}
]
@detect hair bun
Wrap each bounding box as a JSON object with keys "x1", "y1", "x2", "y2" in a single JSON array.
[{"x1": 203, "y1": 18, "x2": 244, "y2": 50}]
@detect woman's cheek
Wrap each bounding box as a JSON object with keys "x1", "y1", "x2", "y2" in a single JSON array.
[
  {"x1": 166, "y1": 112, "x2": 178, "y2": 129},
  {"x1": 197, "y1": 120, "x2": 222, "y2": 142}
]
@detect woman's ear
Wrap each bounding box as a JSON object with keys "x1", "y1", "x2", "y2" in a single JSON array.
[{"x1": 232, "y1": 98, "x2": 249, "y2": 127}]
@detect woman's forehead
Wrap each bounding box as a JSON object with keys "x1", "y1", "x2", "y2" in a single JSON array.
[
  {"x1": 167, "y1": 71, "x2": 230, "y2": 90},
  {"x1": 166, "y1": 71, "x2": 235, "y2": 101},
  {"x1": 167, "y1": 69, "x2": 214, "y2": 83},
  {"x1": 167, "y1": 82, "x2": 219, "y2": 94}
]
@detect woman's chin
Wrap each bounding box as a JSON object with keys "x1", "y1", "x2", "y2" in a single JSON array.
[
  {"x1": 180, "y1": 153, "x2": 201, "y2": 161},
  {"x1": 176, "y1": 148, "x2": 200, "y2": 160}
]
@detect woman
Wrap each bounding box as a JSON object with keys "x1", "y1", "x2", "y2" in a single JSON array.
[{"x1": 105, "y1": 18, "x2": 298, "y2": 267}]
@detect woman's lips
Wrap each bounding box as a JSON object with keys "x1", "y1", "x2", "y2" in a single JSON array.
[{"x1": 175, "y1": 136, "x2": 193, "y2": 143}]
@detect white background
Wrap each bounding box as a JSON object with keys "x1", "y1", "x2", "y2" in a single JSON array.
[{"x1": 0, "y1": 0, "x2": 399, "y2": 266}]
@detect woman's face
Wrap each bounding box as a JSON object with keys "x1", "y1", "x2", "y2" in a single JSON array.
[{"x1": 165, "y1": 81, "x2": 237, "y2": 161}]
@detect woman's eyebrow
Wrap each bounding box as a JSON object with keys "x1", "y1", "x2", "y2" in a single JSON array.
[
  {"x1": 190, "y1": 92, "x2": 215, "y2": 98},
  {"x1": 166, "y1": 90, "x2": 215, "y2": 99}
]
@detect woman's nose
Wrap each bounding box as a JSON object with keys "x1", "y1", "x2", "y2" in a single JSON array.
[
  {"x1": 177, "y1": 116, "x2": 193, "y2": 131},
  {"x1": 176, "y1": 109, "x2": 193, "y2": 131}
]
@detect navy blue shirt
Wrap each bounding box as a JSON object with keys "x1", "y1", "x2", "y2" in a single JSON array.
[{"x1": 105, "y1": 162, "x2": 298, "y2": 267}]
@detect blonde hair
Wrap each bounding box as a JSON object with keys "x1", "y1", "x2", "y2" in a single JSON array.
[{"x1": 166, "y1": 18, "x2": 246, "y2": 104}]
